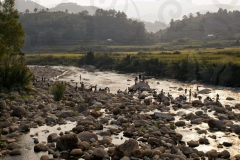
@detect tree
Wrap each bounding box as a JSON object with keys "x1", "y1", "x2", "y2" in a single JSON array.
[
  {"x1": 34, "y1": 8, "x2": 38, "y2": 13},
  {"x1": 46, "y1": 8, "x2": 49, "y2": 12},
  {"x1": 0, "y1": 0, "x2": 32, "y2": 90},
  {"x1": 25, "y1": 9, "x2": 29, "y2": 14},
  {"x1": 0, "y1": 0, "x2": 25, "y2": 59}
]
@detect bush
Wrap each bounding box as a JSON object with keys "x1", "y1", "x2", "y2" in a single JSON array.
[
  {"x1": 0, "y1": 62, "x2": 33, "y2": 90},
  {"x1": 173, "y1": 51, "x2": 181, "y2": 54},
  {"x1": 50, "y1": 83, "x2": 66, "y2": 101}
]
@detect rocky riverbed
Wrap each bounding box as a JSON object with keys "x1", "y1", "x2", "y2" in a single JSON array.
[{"x1": 0, "y1": 66, "x2": 240, "y2": 160}]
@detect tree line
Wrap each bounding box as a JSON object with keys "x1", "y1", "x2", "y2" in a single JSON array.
[
  {"x1": 159, "y1": 8, "x2": 240, "y2": 41},
  {"x1": 19, "y1": 8, "x2": 159, "y2": 48}
]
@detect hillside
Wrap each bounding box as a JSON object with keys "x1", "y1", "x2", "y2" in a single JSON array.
[
  {"x1": 19, "y1": 9, "x2": 158, "y2": 52},
  {"x1": 15, "y1": 0, "x2": 45, "y2": 13},
  {"x1": 161, "y1": 8, "x2": 240, "y2": 41},
  {"x1": 49, "y1": 3, "x2": 98, "y2": 15}
]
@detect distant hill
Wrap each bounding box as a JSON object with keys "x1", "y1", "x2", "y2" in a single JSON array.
[
  {"x1": 143, "y1": 21, "x2": 168, "y2": 33},
  {"x1": 161, "y1": 8, "x2": 240, "y2": 41},
  {"x1": 15, "y1": 0, "x2": 45, "y2": 13},
  {"x1": 49, "y1": 3, "x2": 98, "y2": 15}
]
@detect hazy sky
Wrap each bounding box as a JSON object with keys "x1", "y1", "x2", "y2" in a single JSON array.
[{"x1": 33, "y1": 0, "x2": 239, "y2": 8}]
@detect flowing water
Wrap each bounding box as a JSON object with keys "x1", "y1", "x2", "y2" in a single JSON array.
[{"x1": 1, "y1": 66, "x2": 240, "y2": 159}]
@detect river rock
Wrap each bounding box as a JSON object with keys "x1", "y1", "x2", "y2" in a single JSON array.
[
  {"x1": 101, "y1": 137, "x2": 112, "y2": 145},
  {"x1": 144, "y1": 98, "x2": 151, "y2": 105},
  {"x1": 175, "y1": 121, "x2": 186, "y2": 127},
  {"x1": 93, "y1": 148, "x2": 108, "y2": 159},
  {"x1": 115, "y1": 139, "x2": 139, "y2": 157},
  {"x1": 208, "y1": 119, "x2": 225, "y2": 130},
  {"x1": 12, "y1": 106, "x2": 27, "y2": 117},
  {"x1": 187, "y1": 140, "x2": 199, "y2": 147},
  {"x1": 34, "y1": 143, "x2": 48, "y2": 152},
  {"x1": 162, "y1": 153, "x2": 186, "y2": 160},
  {"x1": 199, "y1": 137, "x2": 209, "y2": 144},
  {"x1": 198, "y1": 89, "x2": 211, "y2": 94},
  {"x1": 195, "y1": 111, "x2": 203, "y2": 116},
  {"x1": 47, "y1": 133, "x2": 59, "y2": 143},
  {"x1": 191, "y1": 118, "x2": 203, "y2": 124},
  {"x1": 70, "y1": 149, "x2": 83, "y2": 156},
  {"x1": 206, "y1": 150, "x2": 218, "y2": 159},
  {"x1": 78, "y1": 131, "x2": 98, "y2": 142},
  {"x1": 0, "y1": 100, "x2": 7, "y2": 110},
  {"x1": 7, "y1": 142, "x2": 22, "y2": 150},
  {"x1": 9, "y1": 149, "x2": 21, "y2": 156},
  {"x1": 226, "y1": 97, "x2": 235, "y2": 100},
  {"x1": 40, "y1": 155, "x2": 49, "y2": 160},
  {"x1": 154, "y1": 112, "x2": 175, "y2": 121},
  {"x1": 19, "y1": 123, "x2": 30, "y2": 132},
  {"x1": 219, "y1": 150, "x2": 230, "y2": 158},
  {"x1": 222, "y1": 142, "x2": 232, "y2": 147},
  {"x1": 192, "y1": 100, "x2": 203, "y2": 107},
  {"x1": 56, "y1": 134, "x2": 80, "y2": 151}
]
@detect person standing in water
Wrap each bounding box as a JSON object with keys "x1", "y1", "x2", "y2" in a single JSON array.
[{"x1": 216, "y1": 94, "x2": 219, "y2": 103}]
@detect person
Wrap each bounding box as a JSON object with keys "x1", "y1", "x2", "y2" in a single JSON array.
[
  {"x1": 47, "y1": 79, "x2": 50, "y2": 87},
  {"x1": 216, "y1": 94, "x2": 219, "y2": 103},
  {"x1": 142, "y1": 75, "x2": 145, "y2": 82},
  {"x1": 75, "y1": 82, "x2": 78, "y2": 91},
  {"x1": 185, "y1": 89, "x2": 187, "y2": 94},
  {"x1": 135, "y1": 77, "x2": 138, "y2": 84},
  {"x1": 80, "y1": 75, "x2": 81, "y2": 82},
  {"x1": 194, "y1": 92, "x2": 198, "y2": 98},
  {"x1": 139, "y1": 74, "x2": 142, "y2": 81},
  {"x1": 189, "y1": 89, "x2": 192, "y2": 97},
  {"x1": 81, "y1": 82, "x2": 84, "y2": 91},
  {"x1": 161, "y1": 89, "x2": 164, "y2": 95}
]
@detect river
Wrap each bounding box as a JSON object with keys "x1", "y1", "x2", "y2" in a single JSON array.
[{"x1": 1, "y1": 66, "x2": 240, "y2": 160}]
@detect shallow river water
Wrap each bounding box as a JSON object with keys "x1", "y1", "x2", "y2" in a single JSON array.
[{"x1": 1, "y1": 66, "x2": 240, "y2": 160}]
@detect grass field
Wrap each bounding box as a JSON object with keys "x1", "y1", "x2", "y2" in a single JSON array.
[{"x1": 25, "y1": 39, "x2": 240, "y2": 65}]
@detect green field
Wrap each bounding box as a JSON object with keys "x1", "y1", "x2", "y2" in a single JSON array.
[{"x1": 26, "y1": 46, "x2": 240, "y2": 65}]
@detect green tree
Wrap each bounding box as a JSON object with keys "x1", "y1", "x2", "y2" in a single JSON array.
[
  {"x1": 0, "y1": 0, "x2": 32, "y2": 90},
  {"x1": 0, "y1": 0, "x2": 25, "y2": 59}
]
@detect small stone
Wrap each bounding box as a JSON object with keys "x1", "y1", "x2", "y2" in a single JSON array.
[{"x1": 40, "y1": 155, "x2": 49, "y2": 160}]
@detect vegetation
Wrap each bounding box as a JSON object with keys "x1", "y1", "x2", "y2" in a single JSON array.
[
  {"x1": 160, "y1": 8, "x2": 240, "y2": 41},
  {"x1": 50, "y1": 83, "x2": 66, "y2": 101},
  {"x1": 0, "y1": 0, "x2": 33, "y2": 91},
  {"x1": 19, "y1": 8, "x2": 158, "y2": 53}
]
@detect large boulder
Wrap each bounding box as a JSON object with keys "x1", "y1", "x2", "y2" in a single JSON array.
[
  {"x1": 115, "y1": 139, "x2": 139, "y2": 157},
  {"x1": 208, "y1": 119, "x2": 225, "y2": 131},
  {"x1": 56, "y1": 134, "x2": 80, "y2": 151},
  {"x1": 78, "y1": 132, "x2": 98, "y2": 142}
]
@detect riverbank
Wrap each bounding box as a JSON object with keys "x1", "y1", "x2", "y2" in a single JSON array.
[
  {"x1": 1, "y1": 66, "x2": 240, "y2": 160},
  {"x1": 26, "y1": 52, "x2": 240, "y2": 87}
]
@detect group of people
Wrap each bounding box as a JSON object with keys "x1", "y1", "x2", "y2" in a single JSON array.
[
  {"x1": 134, "y1": 74, "x2": 145, "y2": 84},
  {"x1": 183, "y1": 86, "x2": 220, "y2": 103}
]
